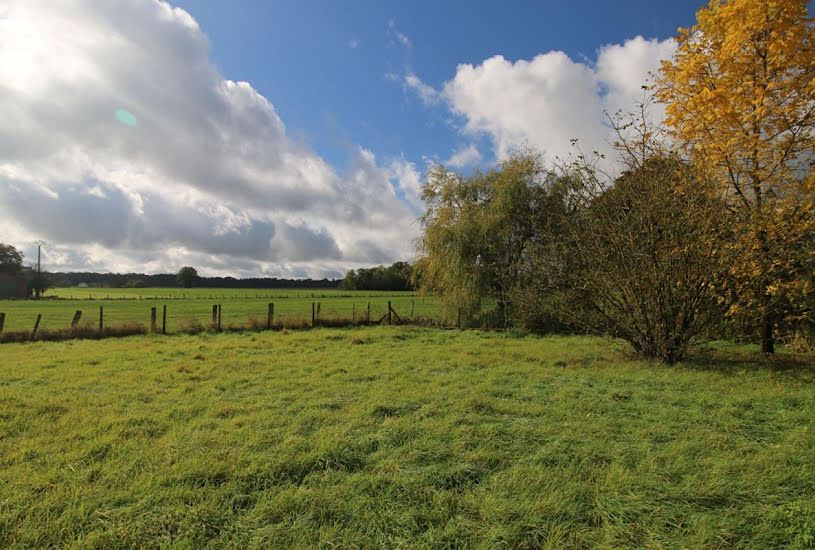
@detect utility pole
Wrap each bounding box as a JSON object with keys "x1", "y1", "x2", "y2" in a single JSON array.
[{"x1": 33, "y1": 240, "x2": 46, "y2": 299}]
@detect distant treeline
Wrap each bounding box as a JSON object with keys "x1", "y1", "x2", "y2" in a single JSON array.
[
  {"x1": 339, "y1": 262, "x2": 415, "y2": 291},
  {"x1": 48, "y1": 272, "x2": 341, "y2": 289}
]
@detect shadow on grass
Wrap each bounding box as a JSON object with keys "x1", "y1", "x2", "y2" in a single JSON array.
[{"x1": 681, "y1": 346, "x2": 815, "y2": 377}]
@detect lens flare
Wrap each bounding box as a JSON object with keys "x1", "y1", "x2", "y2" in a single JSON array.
[{"x1": 115, "y1": 108, "x2": 137, "y2": 126}]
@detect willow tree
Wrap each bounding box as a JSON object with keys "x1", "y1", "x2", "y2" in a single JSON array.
[
  {"x1": 416, "y1": 151, "x2": 559, "y2": 327},
  {"x1": 656, "y1": 0, "x2": 815, "y2": 353}
]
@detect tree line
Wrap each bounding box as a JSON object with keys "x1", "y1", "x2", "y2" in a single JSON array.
[
  {"x1": 338, "y1": 262, "x2": 415, "y2": 291},
  {"x1": 416, "y1": 0, "x2": 814, "y2": 362},
  {"x1": 0, "y1": 261, "x2": 345, "y2": 293},
  {"x1": 44, "y1": 271, "x2": 342, "y2": 290},
  {"x1": 0, "y1": 256, "x2": 420, "y2": 293}
]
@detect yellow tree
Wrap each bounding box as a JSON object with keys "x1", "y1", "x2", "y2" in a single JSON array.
[{"x1": 656, "y1": 0, "x2": 815, "y2": 353}]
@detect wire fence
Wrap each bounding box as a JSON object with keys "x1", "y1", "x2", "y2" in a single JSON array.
[{"x1": 0, "y1": 299, "x2": 448, "y2": 343}]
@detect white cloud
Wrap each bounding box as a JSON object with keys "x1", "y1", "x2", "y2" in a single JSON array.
[
  {"x1": 387, "y1": 158, "x2": 424, "y2": 211},
  {"x1": 445, "y1": 144, "x2": 482, "y2": 168},
  {"x1": 348, "y1": 38, "x2": 360, "y2": 49},
  {"x1": 442, "y1": 36, "x2": 676, "y2": 164},
  {"x1": 595, "y1": 35, "x2": 676, "y2": 120},
  {"x1": 387, "y1": 18, "x2": 412, "y2": 49},
  {"x1": 0, "y1": 0, "x2": 420, "y2": 277},
  {"x1": 404, "y1": 72, "x2": 441, "y2": 105}
]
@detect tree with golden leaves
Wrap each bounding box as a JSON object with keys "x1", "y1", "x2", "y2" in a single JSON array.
[{"x1": 656, "y1": 0, "x2": 815, "y2": 353}]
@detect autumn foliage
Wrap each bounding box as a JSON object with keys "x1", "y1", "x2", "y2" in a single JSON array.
[{"x1": 656, "y1": 0, "x2": 815, "y2": 353}]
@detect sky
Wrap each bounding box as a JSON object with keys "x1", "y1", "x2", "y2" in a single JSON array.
[{"x1": 0, "y1": 0, "x2": 704, "y2": 278}]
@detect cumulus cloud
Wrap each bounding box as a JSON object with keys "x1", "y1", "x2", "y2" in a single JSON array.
[
  {"x1": 595, "y1": 35, "x2": 677, "y2": 121},
  {"x1": 445, "y1": 144, "x2": 482, "y2": 168},
  {"x1": 404, "y1": 72, "x2": 441, "y2": 105},
  {"x1": 441, "y1": 36, "x2": 676, "y2": 164},
  {"x1": 0, "y1": 0, "x2": 419, "y2": 277},
  {"x1": 387, "y1": 158, "x2": 424, "y2": 211}
]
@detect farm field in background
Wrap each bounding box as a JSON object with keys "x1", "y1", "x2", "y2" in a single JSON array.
[
  {"x1": 2, "y1": 327, "x2": 814, "y2": 547},
  {"x1": 46, "y1": 288, "x2": 419, "y2": 300},
  {"x1": 0, "y1": 288, "x2": 437, "y2": 332}
]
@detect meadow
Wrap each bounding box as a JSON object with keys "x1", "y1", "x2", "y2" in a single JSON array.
[
  {"x1": 1, "y1": 327, "x2": 814, "y2": 548},
  {"x1": 0, "y1": 288, "x2": 437, "y2": 333}
]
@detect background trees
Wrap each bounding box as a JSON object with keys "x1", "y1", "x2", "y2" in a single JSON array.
[
  {"x1": 0, "y1": 244, "x2": 24, "y2": 274},
  {"x1": 656, "y1": 0, "x2": 815, "y2": 353},
  {"x1": 339, "y1": 262, "x2": 414, "y2": 291},
  {"x1": 177, "y1": 267, "x2": 199, "y2": 288}
]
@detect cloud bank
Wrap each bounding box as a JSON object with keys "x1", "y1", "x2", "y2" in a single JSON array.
[
  {"x1": 412, "y1": 36, "x2": 676, "y2": 165},
  {"x1": 0, "y1": 0, "x2": 418, "y2": 277},
  {"x1": 1, "y1": 0, "x2": 677, "y2": 278}
]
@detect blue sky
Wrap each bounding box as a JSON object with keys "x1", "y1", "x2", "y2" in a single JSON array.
[
  {"x1": 172, "y1": 0, "x2": 701, "y2": 172},
  {"x1": 1, "y1": 0, "x2": 730, "y2": 277}
]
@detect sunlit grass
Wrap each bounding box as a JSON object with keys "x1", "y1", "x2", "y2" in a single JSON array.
[
  {"x1": 0, "y1": 288, "x2": 436, "y2": 332},
  {"x1": 1, "y1": 328, "x2": 813, "y2": 548}
]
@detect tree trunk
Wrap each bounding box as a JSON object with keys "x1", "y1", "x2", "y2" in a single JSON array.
[
  {"x1": 756, "y1": 224, "x2": 774, "y2": 355},
  {"x1": 760, "y1": 298, "x2": 775, "y2": 354},
  {"x1": 497, "y1": 294, "x2": 507, "y2": 329}
]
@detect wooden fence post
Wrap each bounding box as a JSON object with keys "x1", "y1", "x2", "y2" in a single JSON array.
[
  {"x1": 150, "y1": 307, "x2": 157, "y2": 333},
  {"x1": 0, "y1": 312, "x2": 5, "y2": 334},
  {"x1": 99, "y1": 306, "x2": 104, "y2": 334},
  {"x1": 312, "y1": 302, "x2": 316, "y2": 327},
  {"x1": 32, "y1": 314, "x2": 42, "y2": 340},
  {"x1": 386, "y1": 301, "x2": 391, "y2": 325},
  {"x1": 71, "y1": 310, "x2": 82, "y2": 329},
  {"x1": 217, "y1": 304, "x2": 222, "y2": 331},
  {"x1": 411, "y1": 300, "x2": 415, "y2": 319},
  {"x1": 268, "y1": 303, "x2": 274, "y2": 329},
  {"x1": 162, "y1": 305, "x2": 167, "y2": 334},
  {"x1": 212, "y1": 304, "x2": 218, "y2": 327}
]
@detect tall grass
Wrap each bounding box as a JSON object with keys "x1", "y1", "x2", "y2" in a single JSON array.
[{"x1": 1, "y1": 328, "x2": 813, "y2": 547}]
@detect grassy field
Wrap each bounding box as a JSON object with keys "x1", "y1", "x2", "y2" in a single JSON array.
[
  {"x1": 0, "y1": 288, "x2": 436, "y2": 333},
  {"x1": 1, "y1": 327, "x2": 814, "y2": 548}
]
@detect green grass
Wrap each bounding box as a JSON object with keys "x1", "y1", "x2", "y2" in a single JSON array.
[
  {"x1": 1, "y1": 328, "x2": 814, "y2": 548},
  {"x1": 46, "y1": 288, "x2": 418, "y2": 300},
  {"x1": 0, "y1": 288, "x2": 436, "y2": 332}
]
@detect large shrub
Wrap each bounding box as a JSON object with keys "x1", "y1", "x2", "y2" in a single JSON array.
[{"x1": 538, "y1": 147, "x2": 735, "y2": 363}]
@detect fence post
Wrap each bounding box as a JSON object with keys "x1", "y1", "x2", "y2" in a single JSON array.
[
  {"x1": 162, "y1": 305, "x2": 167, "y2": 334},
  {"x1": 268, "y1": 303, "x2": 274, "y2": 329},
  {"x1": 150, "y1": 307, "x2": 157, "y2": 333},
  {"x1": 312, "y1": 302, "x2": 316, "y2": 327},
  {"x1": 411, "y1": 300, "x2": 415, "y2": 319},
  {"x1": 99, "y1": 306, "x2": 104, "y2": 334},
  {"x1": 71, "y1": 310, "x2": 82, "y2": 329},
  {"x1": 212, "y1": 304, "x2": 218, "y2": 328},
  {"x1": 0, "y1": 312, "x2": 5, "y2": 334},
  {"x1": 217, "y1": 304, "x2": 222, "y2": 332},
  {"x1": 32, "y1": 314, "x2": 42, "y2": 340},
  {"x1": 387, "y1": 301, "x2": 392, "y2": 325}
]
